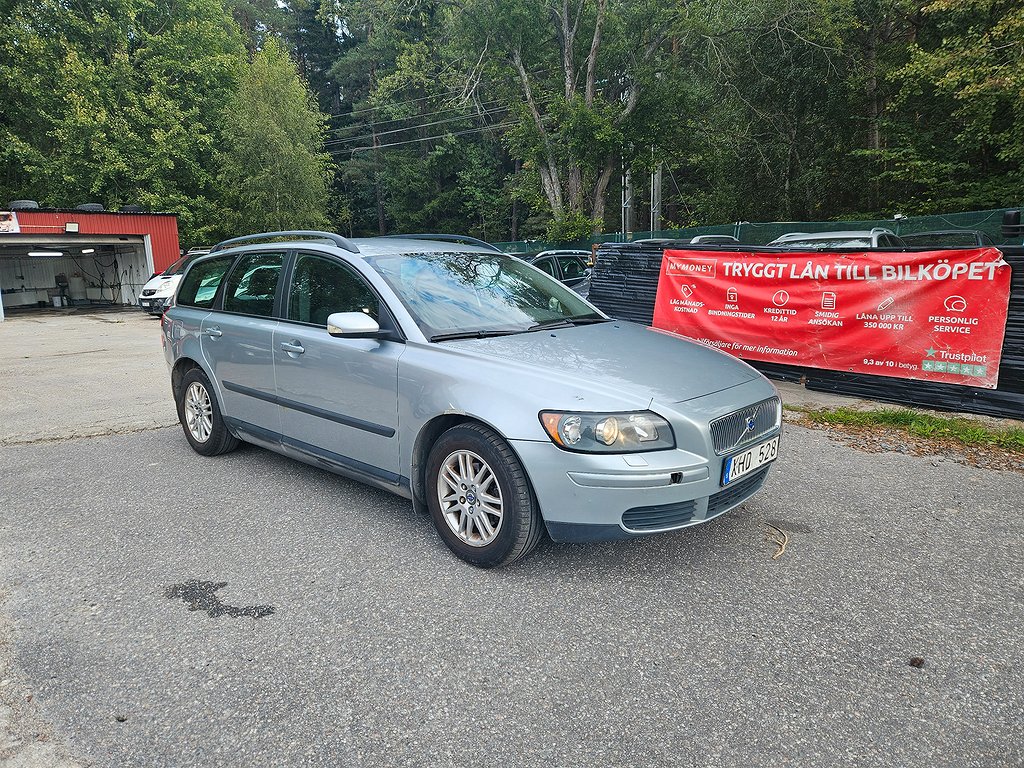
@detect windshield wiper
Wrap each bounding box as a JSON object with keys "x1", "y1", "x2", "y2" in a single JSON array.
[
  {"x1": 528, "y1": 316, "x2": 612, "y2": 331},
  {"x1": 429, "y1": 329, "x2": 521, "y2": 342}
]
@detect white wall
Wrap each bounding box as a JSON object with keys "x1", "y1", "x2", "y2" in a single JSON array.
[{"x1": 0, "y1": 243, "x2": 149, "y2": 314}]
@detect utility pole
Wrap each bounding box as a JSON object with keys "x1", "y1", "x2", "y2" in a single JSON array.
[
  {"x1": 650, "y1": 146, "x2": 662, "y2": 233},
  {"x1": 622, "y1": 161, "x2": 634, "y2": 239}
]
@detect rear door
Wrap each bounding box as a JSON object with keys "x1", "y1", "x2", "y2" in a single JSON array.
[
  {"x1": 273, "y1": 251, "x2": 404, "y2": 483},
  {"x1": 199, "y1": 250, "x2": 286, "y2": 438}
]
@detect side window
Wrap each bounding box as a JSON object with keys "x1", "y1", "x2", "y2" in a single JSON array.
[
  {"x1": 557, "y1": 256, "x2": 586, "y2": 280},
  {"x1": 177, "y1": 256, "x2": 234, "y2": 309},
  {"x1": 223, "y1": 251, "x2": 285, "y2": 318},
  {"x1": 288, "y1": 253, "x2": 378, "y2": 326},
  {"x1": 534, "y1": 257, "x2": 556, "y2": 277}
]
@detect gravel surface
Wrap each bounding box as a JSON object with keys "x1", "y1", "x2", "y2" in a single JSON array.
[
  {"x1": 785, "y1": 413, "x2": 1024, "y2": 474},
  {"x1": 0, "y1": 310, "x2": 174, "y2": 446},
  {"x1": 0, "y1": 424, "x2": 1021, "y2": 767}
]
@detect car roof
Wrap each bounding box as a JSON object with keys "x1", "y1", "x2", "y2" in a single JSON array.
[
  {"x1": 528, "y1": 249, "x2": 590, "y2": 259},
  {"x1": 350, "y1": 237, "x2": 503, "y2": 257},
  {"x1": 205, "y1": 235, "x2": 505, "y2": 260}
]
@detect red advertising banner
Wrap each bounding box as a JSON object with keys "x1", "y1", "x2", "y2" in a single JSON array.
[{"x1": 652, "y1": 247, "x2": 1012, "y2": 388}]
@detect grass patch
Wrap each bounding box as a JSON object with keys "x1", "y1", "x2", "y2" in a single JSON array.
[{"x1": 791, "y1": 406, "x2": 1024, "y2": 453}]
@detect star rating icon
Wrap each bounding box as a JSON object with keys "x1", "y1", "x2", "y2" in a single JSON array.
[{"x1": 925, "y1": 347, "x2": 937, "y2": 358}]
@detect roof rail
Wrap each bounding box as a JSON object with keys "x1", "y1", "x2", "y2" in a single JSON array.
[
  {"x1": 388, "y1": 233, "x2": 504, "y2": 253},
  {"x1": 210, "y1": 231, "x2": 360, "y2": 254}
]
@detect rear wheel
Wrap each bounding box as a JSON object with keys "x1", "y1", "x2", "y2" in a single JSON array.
[
  {"x1": 176, "y1": 368, "x2": 238, "y2": 456},
  {"x1": 426, "y1": 423, "x2": 543, "y2": 567}
]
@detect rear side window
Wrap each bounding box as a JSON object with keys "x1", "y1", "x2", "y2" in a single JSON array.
[
  {"x1": 533, "y1": 257, "x2": 556, "y2": 277},
  {"x1": 288, "y1": 253, "x2": 378, "y2": 326},
  {"x1": 223, "y1": 252, "x2": 284, "y2": 317},
  {"x1": 557, "y1": 255, "x2": 587, "y2": 280},
  {"x1": 177, "y1": 256, "x2": 234, "y2": 309}
]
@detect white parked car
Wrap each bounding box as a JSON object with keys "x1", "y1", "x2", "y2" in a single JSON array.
[{"x1": 139, "y1": 249, "x2": 209, "y2": 315}]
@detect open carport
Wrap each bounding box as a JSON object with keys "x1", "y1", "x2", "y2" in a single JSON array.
[{"x1": 0, "y1": 205, "x2": 179, "y2": 320}]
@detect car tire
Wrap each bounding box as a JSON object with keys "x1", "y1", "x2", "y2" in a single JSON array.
[
  {"x1": 426, "y1": 423, "x2": 543, "y2": 568},
  {"x1": 176, "y1": 368, "x2": 239, "y2": 456}
]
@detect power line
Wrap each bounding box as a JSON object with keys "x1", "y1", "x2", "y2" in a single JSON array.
[
  {"x1": 322, "y1": 87, "x2": 475, "y2": 121},
  {"x1": 334, "y1": 121, "x2": 519, "y2": 156},
  {"x1": 321, "y1": 65, "x2": 555, "y2": 121},
  {"x1": 323, "y1": 105, "x2": 510, "y2": 148},
  {"x1": 324, "y1": 100, "x2": 503, "y2": 137}
]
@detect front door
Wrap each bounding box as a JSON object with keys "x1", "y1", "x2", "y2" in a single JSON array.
[{"x1": 273, "y1": 252, "x2": 403, "y2": 484}]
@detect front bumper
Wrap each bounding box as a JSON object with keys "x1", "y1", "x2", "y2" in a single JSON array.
[
  {"x1": 139, "y1": 296, "x2": 170, "y2": 314},
  {"x1": 512, "y1": 419, "x2": 780, "y2": 543}
]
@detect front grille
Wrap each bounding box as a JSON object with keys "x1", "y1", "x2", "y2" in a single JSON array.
[
  {"x1": 707, "y1": 466, "x2": 770, "y2": 516},
  {"x1": 709, "y1": 397, "x2": 781, "y2": 455},
  {"x1": 622, "y1": 499, "x2": 698, "y2": 531},
  {"x1": 142, "y1": 289, "x2": 157, "y2": 296}
]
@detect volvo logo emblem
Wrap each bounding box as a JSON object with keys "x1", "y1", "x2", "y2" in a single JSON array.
[{"x1": 728, "y1": 405, "x2": 762, "y2": 450}]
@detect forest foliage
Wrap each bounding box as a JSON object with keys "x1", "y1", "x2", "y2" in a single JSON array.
[{"x1": 1, "y1": 0, "x2": 1021, "y2": 244}]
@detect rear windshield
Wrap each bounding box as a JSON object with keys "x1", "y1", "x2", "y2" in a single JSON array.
[{"x1": 902, "y1": 232, "x2": 982, "y2": 247}]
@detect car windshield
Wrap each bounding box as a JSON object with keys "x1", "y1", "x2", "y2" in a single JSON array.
[
  {"x1": 160, "y1": 255, "x2": 189, "y2": 276},
  {"x1": 365, "y1": 251, "x2": 605, "y2": 340},
  {"x1": 161, "y1": 253, "x2": 204, "y2": 276}
]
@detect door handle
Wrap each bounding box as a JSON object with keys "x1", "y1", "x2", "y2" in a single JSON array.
[
  {"x1": 204, "y1": 327, "x2": 223, "y2": 338},
  {"x1": 280, "y1": 340, "x2": 304, "y2": 354}
]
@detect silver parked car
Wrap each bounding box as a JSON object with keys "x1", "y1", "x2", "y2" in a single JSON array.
[
  {"x1": 161, "y1": 231, "x2": 781, "y2": 567},
  {"x1": 768, "y1": 228, "x2": 906, "y2": 249}
]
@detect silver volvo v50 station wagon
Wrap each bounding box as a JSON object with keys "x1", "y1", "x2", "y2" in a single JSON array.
[{"x1": 161, "y1": 231, "x2": 781, "y2": 567}]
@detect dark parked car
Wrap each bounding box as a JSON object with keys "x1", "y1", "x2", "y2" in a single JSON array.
[
  {"x1": 526, "y1": 250, "x2": 592, "y2": 295},
  {"x1": 900, "y1": 230, "x2": 995, "y2": 248}
]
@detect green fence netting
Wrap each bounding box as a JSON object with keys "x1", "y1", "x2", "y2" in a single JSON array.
[{"x1": 492, "y1": 207, "x2": 1014, "y2": 254}]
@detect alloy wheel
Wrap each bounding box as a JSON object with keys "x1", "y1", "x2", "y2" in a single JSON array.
[{"x1": 437, "y1": 449, "x2": 504, "y2": 547}]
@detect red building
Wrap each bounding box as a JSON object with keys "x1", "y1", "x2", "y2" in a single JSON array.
[{"x1": 0, "y1": 207, "x2": 180, "y2": 319}]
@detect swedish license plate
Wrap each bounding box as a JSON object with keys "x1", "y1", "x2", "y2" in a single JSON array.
[{"x1": 722, "y1": 436, "x2": 779, "y2": 485}]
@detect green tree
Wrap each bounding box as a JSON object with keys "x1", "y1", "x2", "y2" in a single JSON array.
[
  {"x1": 873, "y1": 0, "x2": 1024, "y2": 211},
  {"x1": 0, "y1": 0, "x2": 246, "y2": 241},
  {"x1": 217, "y1": 38, "x2": 334, "y2": 233}
]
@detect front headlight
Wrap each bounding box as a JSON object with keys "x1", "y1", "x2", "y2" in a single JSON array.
[{"x1": 539, "y1": 410, "x2": 675, "y2": 453}]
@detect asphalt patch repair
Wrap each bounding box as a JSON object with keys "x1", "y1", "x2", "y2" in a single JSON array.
[{"x1": 164, "y1": 580, "x2": 275, "y2": 619}]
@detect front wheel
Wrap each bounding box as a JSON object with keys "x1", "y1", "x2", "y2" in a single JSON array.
[
  {"x1": 426, "y1": 423, "x2": 543, "y2": 568},
  {"x1": 176, "y1": 368, "x2": 239, "y2": 456}
]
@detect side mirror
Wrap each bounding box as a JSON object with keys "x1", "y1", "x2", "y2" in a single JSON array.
[{"x1": 326, "y1": 311, "x2": 381, "y2": 339}]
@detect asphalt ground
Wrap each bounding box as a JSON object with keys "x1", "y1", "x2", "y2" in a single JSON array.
[{"x1": 0, "y1": 309, "x2": 1022, "y2": 766}]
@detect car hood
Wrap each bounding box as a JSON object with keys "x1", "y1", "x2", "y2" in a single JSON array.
[{"x1": 442, "y1": 321, "x2": 760, "y2": 404}]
